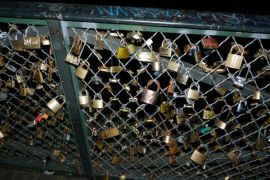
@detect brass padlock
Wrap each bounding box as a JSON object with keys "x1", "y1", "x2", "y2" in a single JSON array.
[
  {"x1": 186, "y1": 83, "x2": 201, "y2": 100},
  {"x1": 65, "y1": 53, "x2": 81, "y2": 66},
  {"x1": 160, "y1": 101, "x2": 170, "y2": 113},
  {"x1": 190, "y1": 131, "x2": 199, "y2": 143},
  {"x1": 78, "y1": 90, "x2": 91, "y2": 108},
  {"x1": 111, "y1": 156, "x2": 122, "y2": 165},
  {"x1": 97, "y1": 127, "x2": 120, "y2": 140},
  {"x1": 141, "y1": 79, "x2": 160, "y2": 105},
  {"x1": 75, "y1": 61, "x2": 90, "y2": 80},
  {"x1": 23, "y1": 26, "x2": 41, "y2": 49},
  {"x1": 169, "y1": 141, "x2": 179, "y2": 155},
  {"x1": 71, "y1": 35, "x2": 84, "y2": 56},
  {"x1": 225, "y1": 44, "x2": 244, "y2": 69},
  {"x1": 252, "y1": 89, "x2": 261, "y2": 101},
  {"x1": 16, "y1": 70, "x2": 25, "y2": 83},
  {"x1": 190, "y1": 145, "x2": 208, "y2": 165},
  {"x1": 215, "y1": 86, "x2": 227, "y2": 96},
  {"x1": 203, "y1": 106, "x2": 215, "y2": 120},
  {"x1": 92, "y1": 94, "x2": 103, "y2": 109},
  {"x1": 47, "y1": 95, "x2": 66, "y2": 113},
  {"x1": 215, "y1": 105, "x2": 231, "y2": 130},
  {"x1": 116, "y1": 40, "x2": 129, "y2": 59},
  {"x1": 159, "y1": 39, "x2": 172, "y2": 57},
  {"x1": 167, "y1": 58, "x2": 180, "y2": 72},
  {"x1": 34, "y1": 67, "x2": 44, "y2": 84},
  {"x1": 95, "y1": 140, "x2": 104, "y2": 151},
  {"x1": 19, "y1": 83, "x2": 28, "y2": 96},
  {"x1": 227, "y1": 150, "x2": 240, "y2": 166}
]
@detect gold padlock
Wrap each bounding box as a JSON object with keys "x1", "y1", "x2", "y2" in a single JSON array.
[
  {"x1": 47, "y1": 95, "x2": 66, "y2": 113},
  {"x1": 186, "y1": 83, "x2": 201, "y2": 100},
  {"x1": 126, "y1": 43, "x2": 137, "y2": 55},
  {"x1": 95, "y1": 140, "x2": 104, "y2": 151},
  {"x1": 227, "y1": 150, "x2": 240, "y2": 166},
  {"x1": 19, "y1": 83, "x2": 28, "y2": 96},
  {"x1": 160, "y1": 101, "x2": 170, "y2": 113},
  {"x1": 75, "y1": 61, "x2": 90, "y2": 80},
  {"x1": 78, "y1": 89, "x2": 91, "y2": 108},
  {"x1": 116, "y1": 40, "x2": 129, "y2": 59},
  {"x1": 252, "y1": 90, "x2": 261, "y2": 101},
  {"x1": 215, "y1": 86, "x2": 227, "y2": 96},
  {"x1": 141, "y1": 79, "x2": 160, "y2": 105},
  {"x1": 169, "y1": 141, "x2": 179, "y2": 155},
  {"x1": 190, "y1": 145, "x2": 208, "y2": 165},
  {"x1": 71, "y1": 35, "x2": 84, "y2": 56},
  {"x1": 34, "y1": 67, "x2": 44, "y2": 84},
  {"x1": 111, "y1": 156, "x2": 122, "y2": 165},
  {"x1": 97, "y1": 127, "x2": 120, "y2": 140},
  {"x1": 136, "y1": 49, "x2": 155, "y2": 63},
  {"x1": 167, "y1": 58, "x2": 180, "y2": 72},
  {"x1": 225, "y1": 44, "x2": 244, "y2": 69},
  {"x1": 23, "y1": 26, "x2": 41, "y2": 49},
  {"x1": 159, "y1": 39, "x2": 172, "y2": 57},
  {"x1": 203, "y1": 106, "x2": 215, "y2": 120},
  {"x1": 92, "y1": 94, "x2": 103, "y2": 109}
]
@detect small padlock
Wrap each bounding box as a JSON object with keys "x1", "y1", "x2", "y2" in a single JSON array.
[
  {"x1": 65, "y1": 53, "x2": 81, "y2": 66},
  {"x1": 75, "y1": 61, "x2": 90, "y2": 80},
  {"x1": 19, "y1": 83, "x2": 28, "y2": 96},
  {"x1": 215, "y1": 105, "x2": 231, "y2": 130},
  {"x1": 236, "y1": 99, "x2": 247, "y2": 113},
  {"x1": 169, "y1": 141, "x2": 179, "y2": 155},
  {"x1": 186, "y1": 83, "x2": 201, "y2": 100},
  {"x1": 47, "y1": 95, "x2": 66, "y2": 113},
  {"x1": 38, "y1": 60, "x2": 48, "y2": 71},
  {"x1": 167, "y1": 57, "x2": 180, "y2": 73},
  {"x1": 232, "y1": 65, "x2": 250, "y2": 88},
  {"x1": 41, "y1": 35, "x2": 50, "y2": 46},
  {"x1": 255, "y1": 127, "x2": 267, "y2": 150},
  {"x1": 227, "y1": 150, "x2": 240, "y2": 166},
  {"x1": 23, "y1": 26, "x2": 41, "y2": 49},
  {"x1": 176, "y1": 72, "x2": 189, "y2": 85},
  {"x1": 0, "y1": 56, "x2": 5, "y2": 67},
  {"x1": 71, "y1": 35, "x2": 84, "y2": 56},
  {"x1": 16, "y1": 70, "x2": 25, "y2": 83},
  {"x1": 252, "y1": 90, "x2": 261, "y2": 101},
  {"x1": 190, "y1": 145, "x2": 208, "y2": 165},
  {"x1": 151, "y1": 57, "x2": 161, "y2": 72},
  {"x1": 203, "y1": 106, "x2": 215, "y2": 120},
  {"x1": 92, "y1": 94, "x2": 103, "y2": 109},
  {"x1": 176, "y1": 111, "x2": 186, "y2": 125},
  {"x1": 190, "y1": 131, "x2": 199, "y2": 143},
  {"x1": 116, "y1": 40, "x2": 129, "y2": 59},
  {"x1": 78, "y1": 90, "x2": 91, "y2": 108},
  {"x1": 34, "y1": 67, "x2": 44, "y2": 84},
  {"x1": 159, "y1": 39, "x2": 172, "y2": 57},
  {"x1": 225, "y1": 44, "x2": 244, "y2": 69},
  {"x1": 201, "y1": 37, "x2": 219, "y2": 49},
  {"x1": 126, "y1": 43, "x2": 137, "y2": 55},
  {"x1": 141, "y1": 80, "x2": 160, "y2": 105}
]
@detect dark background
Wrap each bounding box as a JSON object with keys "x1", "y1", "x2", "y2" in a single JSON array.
[{"x1": 11, "y1": 0, "x2": 270, "y2": 15}]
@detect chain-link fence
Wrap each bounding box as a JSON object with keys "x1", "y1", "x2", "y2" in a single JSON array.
[
  {"x1": 0, "y1": 22, "x2": 82, "y2": 174},
  {"x1": 63, "y1": 24, "x2": 270, "y2": 179}
]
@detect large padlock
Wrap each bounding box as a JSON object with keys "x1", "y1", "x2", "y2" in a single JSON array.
[
  {"x1": 186, "y1": 83, "x2": 201, "y2": 100},
  {"x1": 47, "y1": 95, "x2": 66, "y2": 113},
  {"x1": 16, "y1": 70, "x2": 25, "y2": 83},
  {"x1": 116, "y1": 40, "x2": 129, "y2": 59},
  {"x1": 75, "y1": 61, "x2": 90, "y2": 80},
  {"x1": 225, "y1": 44, "x2": 244, "y2": 69},
  {"x1": 141, "y1": 79, "x2": 160, "y2": 105},
  {"x1": 167, "y1": 57, "x2": 180, "y2": 73},
  {"x1": 23, "y1": 26, "x2": 41, "y2": 49},
  {"x1": 71, "y1": 35, "x2": 84, "y2": 56},
  {"x1": 78, "y1": 89, "x2": 91, "y2": 108},
  {"x1": 19, "y1": 83, "x2": 28, "y2": 96},
  {"x1": 203, "y1": 106, "x2": 215, "y2": 120},
  {"x1": 190, "y1": 145, "x2": 208, "y2": 165},
  {"x1": 92, "y1": 94, "x2": 103, "y2": 109},
  {"x1": 159, "y1": 39, "x2": 172, "y2": 57},
  {"x1": 65, "y1": 53, "x2": 81, "y2": 66}
]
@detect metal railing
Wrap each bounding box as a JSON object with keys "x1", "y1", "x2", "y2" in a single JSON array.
[{"x1": 0, "y1": 1, "x2": 270, "y2": 180}]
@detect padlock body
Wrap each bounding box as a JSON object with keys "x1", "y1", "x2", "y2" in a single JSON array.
[
  {"x1": 159, "y1": 46, "x2": 172, "y2": 57},
  {"x1": 65, "y1": 54, "x2": 80, "y2": 66},
  {"x1": 79, "y1": 95, "x2": 91, "y2": 107},
  {"x1": 47, "y1": 98, "x2": 64, "y2": 113},
  {"x1": 190, "y1": 149, "x2": 207, "y2": 165},
  {"x1": 92, "y1": 99, "x2": 103, "y2": 109},
  {"x1": 187, "y1": 89, "x2": 200, "y2": 100},
  {"x1": 23, "y1": 36, "x2": 41, "y2": 49},
  {"x1": 225, "y1": 54, "x2": 243, "y2": 69},
  {"x1": 215, "y1": 120, "x2": 226, "y2": 130},
  {"x1": 167, "y1": 61, "x2": 180, "y2": 72},
  {"x1": 127, "y1": 44, "x2": 136, "y2": 55},
  {"x1": 97, "y1": 127, "x2": 120, "y2": 140},
  {"x1": 116, "y1": 47, "x2": 129, "y2": 59},
  {"x1": 141, "y1": 88, "x2": 158, "y2": 105},
  {"x1": 152, "y1": 61, "x2": 161, "y2": 72},
  {"x1": 75, "y1": 66, "x2": 88, "y2": 80}
]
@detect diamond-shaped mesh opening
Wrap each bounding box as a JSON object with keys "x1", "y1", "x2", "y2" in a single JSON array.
[
  {"x1": 0, "y1": 22, "x2": 81, "y2": 174},
  {"x1": 65, "y1": 26, "x2": 270, "y2": 179}
]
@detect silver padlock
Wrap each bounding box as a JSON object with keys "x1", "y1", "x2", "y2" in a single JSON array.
[
  {"x1": 151, "y1": 56, "x2": 161, "y2": 72},
  {"x1": 140, "y1": 79, "x2": 160, "y2": 105},
  {"x1": 65, "y1": 53, "x2": 81, "y2": 66},
  {"x1": 167, "y1": 56, "x2": 180, "y2": 73},
  {"x1": 78, "y1": 90, "x2": 91, "y2": 108},
  {"x1": 75, "y1": 61, "x2": 90, "y2": 80},
  {"x1": 225, "y1": 44, "x2": 244, "y2": 70},
  {"x1": 92, "y1": 94, "x2": 103, "y2": 109},
  {"x1": 190, "y1": 144, "x2": 208, "y2": 165},
  {"x1": 47, "y1": 95, "x2": 66, "y2": 113},
  {"x1": 16, "y1": 70, "x2": 25, "y2": 83},
  {"x1": 39, "y1": 60, "x2": 48, "y2": 71},
  {"x1": 231, "y1": 65, "x2": 250, "y2": 88},
  {"x1": 159, "y1": 39, "x2": 172, "y2": 57},
  {"x1": 186, "y1": 83, "x2": 201, "y2": 100}
]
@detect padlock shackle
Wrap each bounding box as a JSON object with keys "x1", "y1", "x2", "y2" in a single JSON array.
[
  {"x1": 230, "y1": 44, "x2": 244, "y2": 56},
  {"x1": 24, "y1": 26, "x2": 39, "y2": 36},
  {"x1": 56, "y1": 95, "x2": 66, "y2": 104},
  {"x1": 161, "y1": 39, "x2": 171, "y2": 48},
  {"x1": 197, "y1": 144, "x2": 208, "y2": 153},
  {"x1": 146, "y1": 79, "x2": 160, "y2": 92},
  {"x1": 80, "y1": 60, "x2": 90, "y2": 68},
  {"x1": 79, "y1": 89, "x2": 89, "y2": 96},
  {"x1": 220, "y1": 104, "x2": 232, "y2": 121}
]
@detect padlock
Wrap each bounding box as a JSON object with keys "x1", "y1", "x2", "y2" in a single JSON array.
[
  {"x1": 215, "y1": 86, "x2": 227, "y2": 96},
  {"x1": 176, "y1": 111, "x2": 186, "y2": 125},
  {"x1": 145, "y1": 116, "x2": 156, "y2": 124},
  {"x1": 119, "y1": 174, "x2": 127, "y2": 180},
  {"x1": 16, "y1": 70, "x2": 25, "y2": 83},
  {"x1": 190, "y1": 145, "x2": 208, "y2": 165},
  {"x1": 97, "y1": 127, "x2": 120, "y2": 140},
  {"x1": 41, "y1": 35, "x2": 50, "y2": 46},
  {"x1": 92, "y1": 94, "x2": 103, "y2": 109},
  {"x1": 0, "y1": 56, "x2": 5, "y2": 67},
  {"x1": 160, "y1": 101, "x2": 170, "y2": 113},
  {"x1": 95, "y1": 140, "x2": 104, "y2": 151},
  {"x1": 47, "y1": 95, "x2": 66, "y2": 113},
  {"x1": 75, "y1": 61, "x2": 90, "y2": 80},
  {"x1": 168, "y1": 155, "x2": 176, "y2": 165},
  {"x1": 236, "y1": 99, "x2": 247, "y2": 113},
  {"x1": 159, "y1": 39, "x2": 172, "y2": 57},
  {"x1": 190, "y1": 131, "x2": 199, "y2": 143},
  {"x1": 167, "y1": 58, "x2": 180, "y2": 73},
  {"x1": 203, "y1": 106, "x2": 215, "y2": 120},
  {"x1": 255, "y1": 127, "x2": 267, "y2": 150},
  {"x1": 176, "y1": 72, "x2": 189, "y2": 85},
  {"x1": 141, "y1": 80, "x2": 160, "y2": 105},
  {"x1": 169, "y1": 141, "x2": 179, "y2": 154},
  {"x1": 184, "y1": 44, "x2": 200, "y2": 57},
  {"x1": 94, "y1": 32, "x2": 104, "y2": 50},
  {"x1": 225, "y1": 44, "x2": 244, "y2": 69},
  {"x1": 27, "y1": 87, "x2": 35, "y2": 96},
  {"x1": 38, "y1": 60, "x2": 48, "y2": 71},
  {"x1": 227, "y1": 150, "x2": 240, "y2": 166},
  {"x1": 167, "y1": 80, "x2": 176, "y2": 94},
  {"x1": 215, "y1": 105, "x2": 231, "y2": 130},
  {"x1": 34, "y1": 67, "x2": 44, "y2": 84},
  {"x1": 59, "y1": 153, "x2": 66, "y2": 163},
  {"x1": 71, "y1": 35, "x2": 84, "y2": 56},
  {"x1": 65, "y1": 53, "x2": 81, "y2": 66},
  {"x1": 19, "y1": 83, "x2": 28, "y2": 96},
  {"x1": 252, "y1": 90, "x2": 261, "y2": 101},
  {"x1": 78, "y1": 90, "x2": 91, "y2": 108},
  {"x1": 23, "y1": 26, "x2": 41, "y2": 49},
  {"x1": 55, "y1": 111, "x2": 65, "y2": 120},
  {"x1": 151, "y1": 58, "x2": 161, "y2": 72},
  {"x1": 136, "y1": 50, "x2": 155, "y2": 63},
  {"x1": 9, "y1": 29, "x2": 25, "y2": 52},
  {"x1": 116, "y1": 40, "x2": 129, "y2": 59},
  {"x1": 126, "y1": 43, "x2": 137, "y2": 55},
  {"x1": 126, "y1": 31, "x2": 143, "y2": 43},
  {"x1": 232, "y1": 65, "x2": 250, "y2": 88},
  {"x1": 186, "y1": 83, "x2": 201, "y2": 100},
  {"x1": 201, "y1": 37, "x2": 219, "y2": 49},
  {"x1": 129, "y1": 147, "x2": 137, "y2": 156}
]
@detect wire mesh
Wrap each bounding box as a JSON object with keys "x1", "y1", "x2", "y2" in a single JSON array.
[
  {"x1": 0, "y1": 22, "x2": 82, "y2": 174},
  {"x1": 65, "y1": 25, "x2": 270, "y2": 180}
]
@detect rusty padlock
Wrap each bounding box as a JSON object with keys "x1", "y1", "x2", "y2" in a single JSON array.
[
  {"x1": 47, "y1": 95, "x2": 66, "y2": 113},
  {"x1": 190, "y1": 145, "x2": 208, "y2": 165},
  {"x1": 186, "y1": 83, "x2": 201, "y2": 100},
  {"x1": 78, "y1": 89, "x2": 91, "y2": 108},
  {"x1": 71, "y1": 35, "x2": 84, "y2": 56},
  {"x1": 75, "y1": 61, "x2": 90, "y2": 80},
  {"x1": 141, "y1": 79, "x2": 160, "y2": 105},
  {"x1": 92, "y1": 94, "x2": 103, "y2": 109},
  {"x1": 23, "y1": 26, "x2": 41, "y2": 49},
  {"x1": 225, "y1": 44, "x2": 244, "y2": 69},
  {"x1": 65, "y1": 53, "x2": 81, "y2": 66},
  {"x1": 159, "y1": 39, "x2": 172, "y2": 57},
  {"x1": 203, "y1": 106, "x2": 215, "y2": 120}
]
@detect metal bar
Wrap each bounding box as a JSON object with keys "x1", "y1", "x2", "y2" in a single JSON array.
[
  {"x1": 0, "y1": 1, "x2": 270, "y2": 34},
  {"x1": 47, "y1": 19, "x2": 92, "y2": 176},
  {"x1": 69, "y1": 28, "x2": 270, "y2": 105}
]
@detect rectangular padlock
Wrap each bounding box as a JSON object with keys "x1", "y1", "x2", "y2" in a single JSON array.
[
  {"x1": 116, "y1": 47, "x2": 129, "y2": 59},
  {"x1": 23, "y1": 36, "x2": 41, "y2": 49},
  {"x1": 167, "y1": 61, "x2": 180, "y2": 72},
  {"x1": 97, "y1": 127, "x2": 120, "y2": 140}
]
